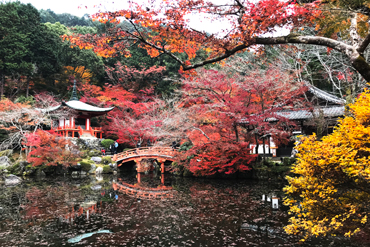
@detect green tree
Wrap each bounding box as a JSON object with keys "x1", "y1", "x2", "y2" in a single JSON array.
[{"x1": 0, "y1": 2, "x2": 38, "y2": 97}]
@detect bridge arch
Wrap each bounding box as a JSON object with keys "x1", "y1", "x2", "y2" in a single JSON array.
[{"x1": 112, "y1": 147, "x2": 177, "y2": 173}]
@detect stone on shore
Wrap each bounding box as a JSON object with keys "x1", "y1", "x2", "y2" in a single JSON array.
[
  {"x1": 91, "y1": 157, "x2": 102, "y2": 164},
  {"x1": 95, "y1": 167, "x2": 103, "y2": 174},
  {"x1": 4, "y1": 174, "x2": 22, "y2": 186},
  {"x1": 0, "y1": 156, "x2": 11, "y2": 168}
]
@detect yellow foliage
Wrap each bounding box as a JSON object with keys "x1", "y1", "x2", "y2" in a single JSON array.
[{"x1": 284, "y1": 89, "x2": 370, "y2": 240}]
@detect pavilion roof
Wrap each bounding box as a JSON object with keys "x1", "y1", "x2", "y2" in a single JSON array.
[
  {"x1": 62, "y1": 100, "x2": 115, "y2": 113},
  {"x1": 43, "y1": 100, "x2": 114, "y2": 115},
  {"x1": 306, "y1": 84, "x2": 346, "y2": 105},
  {"x1": 274, "y1": 106, "x2": 345, "y2": 120}
]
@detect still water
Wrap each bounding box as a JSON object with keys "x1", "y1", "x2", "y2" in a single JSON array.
[{"x1": 0, "y1": 172, "x2": 367, "y2": 247}]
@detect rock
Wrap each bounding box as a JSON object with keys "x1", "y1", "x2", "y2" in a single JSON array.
[
  {"x1": 95, "y1": 167, "x2": 103, "y2": 174},
  {"x1": 4, "y1": 174, "x2": 22, "y2": 186},
  {"x1": 0, "y1": 156, "x2": 11, "y2": 168},
  {"x1": 91, "y1": 157, "x2": 102, "y2": 164},
  {"x1": 109, "y1": 163, "x2": 117, "y2": 169},
  {"x1": 89, "y1": 164, "x2": 96, "y2": 174},
  {"x1": 96, "y1": 174, "x2": 103, "y2": 181},
  {"x1": 71, "y1": 171, "x2": 79, "y2": 178},
  {"x1": 91, "y1": 185, "x2": 102, "y2": 190}
]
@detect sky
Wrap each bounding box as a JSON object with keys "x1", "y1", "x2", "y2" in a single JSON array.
[
  {"x1": 15, "y1": 0, "x2": 231, "y2": 33},
  {"x1": 14, "y1": 0, "x2": 288, "y2": 35},
  {"x1": 17, "y1": 0, "x2": 125, "y2": 17}
]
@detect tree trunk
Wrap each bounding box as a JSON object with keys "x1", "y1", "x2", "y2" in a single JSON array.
[
  {"x1": 262, "y1": 137, "x2": 266, "y2": 161},
  {"x1": 255, "y1": 134, "x2": 259, "y2": 155},
  {"x1": 0, "y1": 74, "x2": 3, "y2": 99},
  {"x1": 26, "y1": 78, "x2": 30, "y2": 98},
  {"x1": 234, "y1": 124, "x2": 239, "y2": 142}
]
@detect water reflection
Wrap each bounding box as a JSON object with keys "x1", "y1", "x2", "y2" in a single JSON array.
[
  {"x1": 0, "y1": 174, "x2": 366, "y2": 246},
  {"x1": 261, "y1": 193, "x2": 280, "y2": 209}
]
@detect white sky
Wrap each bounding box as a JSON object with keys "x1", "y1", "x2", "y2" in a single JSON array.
[
  {"x1": 15, "y1": 0, "x2": 288, "y2": 35},
  {"x1": 17, "y1": 0, "x2": 126, "y2": 17}
]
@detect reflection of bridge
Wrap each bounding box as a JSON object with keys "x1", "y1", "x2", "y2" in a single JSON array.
[
  {"x1": 113, "y1": 179, "x2": 177, "y2": 200},
  {"x1": 112, "y1": 147, "x2": 177, "y2": 173}
]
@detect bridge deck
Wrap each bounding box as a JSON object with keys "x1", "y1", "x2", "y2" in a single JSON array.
[{"x1": 113, "y1": 146, "x2": 177, "y2": 163}]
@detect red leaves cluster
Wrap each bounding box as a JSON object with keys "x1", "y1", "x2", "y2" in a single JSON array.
[
  {"x1": 25, "y1": 130, "x2": 79, "y2": 167},
  {"x1": 175, "y1": 141, "x2": 256, "y2": 176},
  {"x1": 105, "y1": 61, "x2": 166, "y2": 92}
]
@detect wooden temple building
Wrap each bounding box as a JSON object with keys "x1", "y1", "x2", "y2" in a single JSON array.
[
  {"x1": 47, "y1": 82, "x2": 114, "y2": 138},
  {"x1": 247, "y1": 85, "x2": 346, "y2": 157}
]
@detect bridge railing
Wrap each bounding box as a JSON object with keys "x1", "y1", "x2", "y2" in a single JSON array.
[{"x1": 113, "y1": 146, "x2": 178, "y2": 162}]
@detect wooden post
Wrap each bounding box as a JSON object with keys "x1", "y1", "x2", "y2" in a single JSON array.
[{"x1": 161, "y1": 163, "x2": 164, "y2": 173}]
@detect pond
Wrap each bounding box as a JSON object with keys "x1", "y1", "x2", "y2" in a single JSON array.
[{"x1": 0, "y1": 172, "x2": 366, "y2": 247}]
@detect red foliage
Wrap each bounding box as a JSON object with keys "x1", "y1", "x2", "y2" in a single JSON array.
[
  {"x1": 181, "y1": 66, "x2": 307, "y2": 145},
  {"x1": 175, "y1": 141, "x2": 257, "y2": 176},
  {"x1": 105, "y1": 61, "x2": 166, "y2": 92},
  {"x1": 25, "y1": 130, "x2": 79, "y2": 167}
]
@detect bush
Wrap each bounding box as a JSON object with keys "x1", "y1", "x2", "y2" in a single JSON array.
[
  {"x1": 15, "y1": 95, "x2": 35, "y2": 105},
  {"x1": 282, "y1": 157, "x2": 296, "y2": 166},
  {"x1": 102, "y1": 165, "x2": 112, "y2": 173},
  {"x1": 79, "y1": 150, "x2": 89, "y2": 159},
  {"x1": 7, "y1": 163, "x2": 21, "y2": 175},
  {"x1": 89, "y1": 149, "x2": 101, "y2": 156},
  {"x1": 80, "y1": 161, "x2": 92, "y2": 172},
  {"x1": 101, "y1": 139, "x2": 115, "y2": 150},
  {"x1": 179, "y1": 141, "x2": 193, "y2": 151},
  {"x1": 101, "y1": 156, "x2": 112, "y2": 165},
  {"x1": 0, "y1": 149, "x2": 13, "y2": 157}
]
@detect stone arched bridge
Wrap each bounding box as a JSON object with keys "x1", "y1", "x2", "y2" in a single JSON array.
[{"x1": 112, "y1": 147, "x2": 177, "y2": 173}]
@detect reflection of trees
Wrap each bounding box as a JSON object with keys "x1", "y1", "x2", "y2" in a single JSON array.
[
  {"x1": 96, "y1": 180, "x2": 293, "y2": 246},
  {"x1": 0, "y1": 178, "x2": 111, "y2": 246}
]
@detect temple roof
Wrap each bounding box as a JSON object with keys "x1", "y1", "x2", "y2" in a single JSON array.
[
  {"x1": 306, "y1": 84, "x2": 346, "y2": 105},
  {"x1": 43, "y1": 100, "x2": 114, "y2": 116},
  {"x1": 62, "y1": 100, "x2": 115, "y2": 113},
  {"x1": 274, "y1": 106, "x2": 345, "y2": 120},
  {"x1": 43, "y1": 81, "x2": 114, "y2": 116}
]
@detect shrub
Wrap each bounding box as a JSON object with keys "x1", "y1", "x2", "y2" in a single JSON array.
[
  {"x1": 102, "y1": 165, "x2": 112, "y2": 173},
  {"x1": 179, "y1": 141, "x2": 193, "y2": 151},
  {"x1": 89, "y1": 149, "x2": 101, "y2": 156},
  {"x1": 15, "y1": 95, "x2": 35, "y2": 105},
  {"x1": 80, "y1": 161, "x2": 92, "y2": 172},
  {"x1": 0, "y1": 149, "x2": 13, "y2": 157},
  {"x1": 7, "y1": 163, "x2": 21, "y2": 175},
  {"x1": 79, "y1": 150, "x2": 89, "y2": 159},
  {"x1": 101, "y1": 139, "x2": 115, "y2": 150},
  {"x1": 101, "y1": 156, "x2": 112, "y2": 165},
  {"x1": 282, "y1": 157, "x2": 296, "y2": 166}
]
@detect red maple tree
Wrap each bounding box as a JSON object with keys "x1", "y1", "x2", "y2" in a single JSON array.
[{"x1": 25, "y1": 130, "x2": 80, "y2": 168}]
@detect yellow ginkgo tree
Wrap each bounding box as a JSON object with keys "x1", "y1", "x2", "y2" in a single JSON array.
[{"x1": 284, "y1": 88, "x2": 370, "y2": 240}]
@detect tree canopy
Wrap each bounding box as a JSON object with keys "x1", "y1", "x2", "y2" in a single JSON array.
[{"x1": 66, "y1": 0, "x2": 370, "y2": 81}]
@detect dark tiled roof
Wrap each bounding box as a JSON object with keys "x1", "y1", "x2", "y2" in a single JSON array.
[
  {"x1": 275, "y1": 106, "x2": 345, "y2": 120},
  {"x1": 307, "y1": 85, "x2": 346, "y2": 105}
]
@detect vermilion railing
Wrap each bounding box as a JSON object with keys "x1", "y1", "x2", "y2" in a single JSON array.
[{"x1": 112, "y1": 147, "x2": 177, "y2": 162}]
